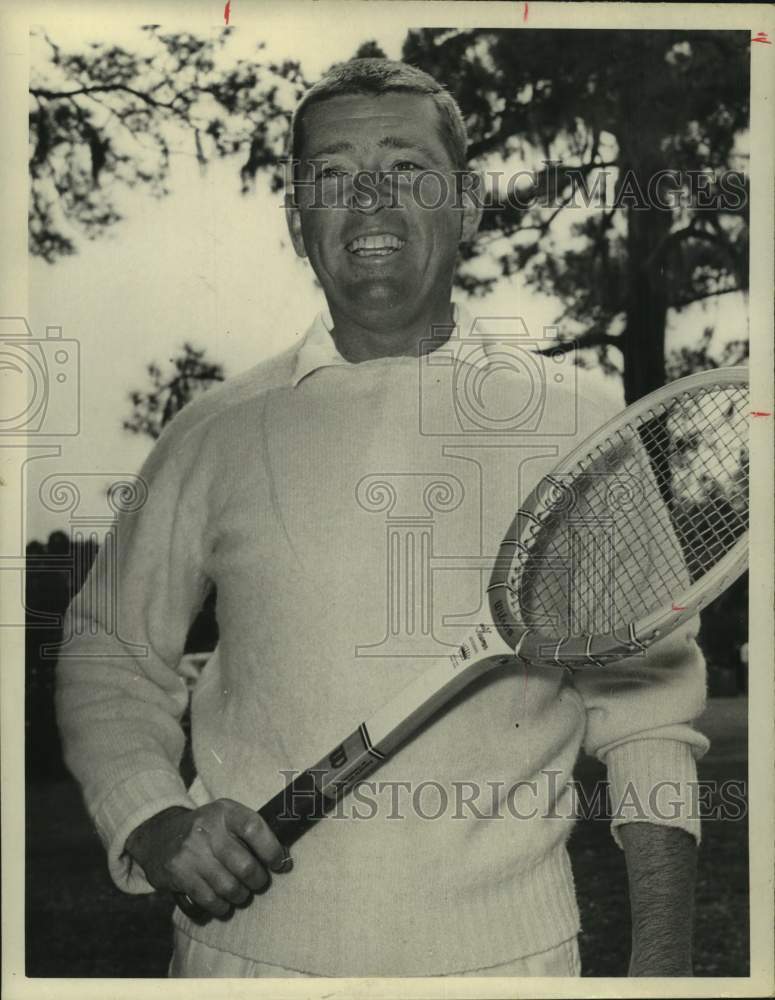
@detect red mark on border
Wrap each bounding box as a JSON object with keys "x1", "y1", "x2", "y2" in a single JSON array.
[
  {"x1": 752, "y1": 32, "x2": 771, "y2": 44},
  {"x1": 672, "y1": 604, "x2": 687, "y2": 612},
  {"x1": 523, "y1": 2, "x2": 529, "y2": 22},
  {"x1": 224, "y1": 0, "x2": 231, "y2": 25},
  {"x1": 751, "y1": 411, "x2": 772, "y2": 417}
]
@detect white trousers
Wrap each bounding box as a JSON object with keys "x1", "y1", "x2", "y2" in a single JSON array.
[{"x1": 168, "y1": 927, "x2": 582, "y2": 978}]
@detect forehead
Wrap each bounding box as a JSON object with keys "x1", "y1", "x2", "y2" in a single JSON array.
[{"x1": 299, "y1": 92, "x2": 450, "y2": 161}]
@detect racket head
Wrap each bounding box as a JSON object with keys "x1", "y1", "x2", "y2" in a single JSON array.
[{"x1": 488, "y1": 367, "x2": 749, "y2": 667}]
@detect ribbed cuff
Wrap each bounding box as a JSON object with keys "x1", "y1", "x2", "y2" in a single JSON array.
[
  {"x1": 93, "y1": 769, "x2": 197, "y2": 894},
  {"x1": 605, "y1": 738, "x2": 704, "y2": 848}
]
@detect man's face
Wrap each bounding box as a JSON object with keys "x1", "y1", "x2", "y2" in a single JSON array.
[{"x1": 286, "y1": 92, "x2": 481, "y2": 332}]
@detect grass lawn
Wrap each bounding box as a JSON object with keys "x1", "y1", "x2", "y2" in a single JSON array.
[{"x1": 25, "y1": 698, "x2": 748, "y2": 978}]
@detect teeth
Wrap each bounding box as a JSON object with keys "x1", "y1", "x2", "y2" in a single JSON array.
[
  {"x1": 353, "y1": 247, "x2": 397, "y2": 256},
  {"x1": 346, "y1": 234, "x2": 405, "y2": 254}
]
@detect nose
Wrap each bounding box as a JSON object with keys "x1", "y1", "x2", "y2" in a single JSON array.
[{"x1": 346, "y1": 170, "x2": 392, "y2": 215}]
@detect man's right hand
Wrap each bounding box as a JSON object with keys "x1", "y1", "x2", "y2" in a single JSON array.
[{"x1": 124, "y1": 800, "x2": 292, "y2": 919}]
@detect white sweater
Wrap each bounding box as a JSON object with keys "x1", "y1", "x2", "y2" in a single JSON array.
[{"x1": 56, "y1": 305, "x2": 708, "y2": 976}]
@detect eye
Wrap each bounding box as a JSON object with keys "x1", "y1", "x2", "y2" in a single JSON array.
[
  {"x1": 392, "y1": 160, "x2": 424, "y2": 172},
  {"x1": 316, "y1": 165, "x2": 348, "y2": 182}
]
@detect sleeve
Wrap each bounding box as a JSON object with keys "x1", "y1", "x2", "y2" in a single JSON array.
[
  {"x1": 573, "y1": 616, "x2": 709, "y2": 847},
  {"x1": 570, "y1": 416, "x2": 710, "y2": 847},
  {"x1": 55, "y1": 419, "x2": 219, "y2": 893}
]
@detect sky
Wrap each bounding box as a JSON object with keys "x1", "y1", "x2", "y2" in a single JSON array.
[{"x1": 23, "y1": 15, "x2": 749, "y2": 542}]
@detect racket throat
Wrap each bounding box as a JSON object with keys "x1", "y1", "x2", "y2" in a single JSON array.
[
  {"x1": 258, "y1": 626, "x2": 513, "y2": 845},
  {"x1": 368, "y1": 624, "x2": 514, "y2": 750}
]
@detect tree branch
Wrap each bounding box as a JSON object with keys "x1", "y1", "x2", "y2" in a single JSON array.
[
  {"x1": 647, "y1": 216, "x2": 741, "y2": 270},
  {"x1": 30, "y1": 84, "x2": 182, "y2": 114},
  {"x1": 533, "y1": 327, "x2": 622, "y2": 356},
  {"x1": 671, "y1": 284, "x2": 744, "y2": 311}
]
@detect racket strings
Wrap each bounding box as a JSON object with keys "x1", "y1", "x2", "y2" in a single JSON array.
[
  {"x1": 587, "y1": 428, "x2": 691, "y2": 598},
  {"x1": 506, "y1": 382, "x2": 748, "y2": 637},
  {"x1": 654, "y1": 386, "x2": 748, "y2": 581},
  {"x1": 512, "y1": 431, "x2": 688, "y2": 629},
  {"x1": 514, "y1": 458, "x2": 685, "y2": 631}
]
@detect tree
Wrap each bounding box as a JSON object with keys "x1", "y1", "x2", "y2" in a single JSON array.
[
  {"x1": 400, "y1": 28, "x2": 750, "y2": 402},
  {"x1": 666, "y1": 327, "x2": 748, "y2": 381},
  {"x1": 123, "y1": 342, "x2": 225, "y2": 440},
  {"x1": 29, "y1": 26, "x2": 308, "y2": 261},
  {"x1": 26, "y1": 531, "x2": 99, "y2": 779}
]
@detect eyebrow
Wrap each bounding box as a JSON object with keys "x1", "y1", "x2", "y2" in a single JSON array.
[
  {"x1": 306, "y1": 136, "x2": 443, "y2": 163},
  {"x1": 306, "y1": 141, "x2": 356, "y2": 160},
  {"x1": 376, "y1": 136, "x2": 442, "y2": 162}
]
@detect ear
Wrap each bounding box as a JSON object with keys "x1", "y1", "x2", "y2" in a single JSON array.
[
  {"x1": 284, "y1": 193, "x2": 307, "y2": 259},
  {"x1": 459, "y1": 169, "x2": 484, "y2": 243}
]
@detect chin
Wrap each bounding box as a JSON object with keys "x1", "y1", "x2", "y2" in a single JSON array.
[{"x1": 348, "y1": 282, "x2": 410, "y2": 316}]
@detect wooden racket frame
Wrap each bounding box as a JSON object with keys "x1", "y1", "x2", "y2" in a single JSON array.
[{"x1": 488, "y1": 366, "x2": 750, "y2": 667}]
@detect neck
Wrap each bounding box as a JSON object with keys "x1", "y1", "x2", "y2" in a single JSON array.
[{"x1": 328, "y1": 301, "x2": 457, "y2": 363}]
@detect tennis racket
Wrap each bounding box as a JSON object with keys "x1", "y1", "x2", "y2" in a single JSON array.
[{"x1": 175, "y1": 366, "x2": 749, "y2": 918}]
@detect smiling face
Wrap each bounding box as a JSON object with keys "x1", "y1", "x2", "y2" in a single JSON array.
[{"x1": 286, "y1": 92, "x2": 481, "y2": 354}]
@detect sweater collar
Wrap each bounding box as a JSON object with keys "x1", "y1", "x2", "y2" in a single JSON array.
[{"x1": 292, "y1": 301, "x2": 479, "y2": 387}]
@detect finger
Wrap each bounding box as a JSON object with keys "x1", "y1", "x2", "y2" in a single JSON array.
[
  {"x1": 202, "y1": 858, "x2": 254, "y2": 907},
  {"x1": 180, "y1": 873, "x2": 233, "y2": 919},
  {"x1": 226, "y1": 806, "x2": 291, "y2": 874},
  {"x1": 214, "y1": 837, "x2": 271, "y2": 895}
]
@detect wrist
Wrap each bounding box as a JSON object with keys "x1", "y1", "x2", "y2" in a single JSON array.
[{"x1": 125, "y1": 806, "x2": 193, "y2": 865}]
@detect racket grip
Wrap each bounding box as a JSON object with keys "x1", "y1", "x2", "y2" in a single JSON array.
[
  {"x1": 173, "y1": 770, "x2": 336, "y2": 921},
  {"x1": 258, "y1": 767, "x2": 340, "y2": 846}
]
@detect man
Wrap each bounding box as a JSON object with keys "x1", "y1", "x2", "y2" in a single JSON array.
[{"x1": 57, "y1": 58, "x2": 708, "y2": 978}]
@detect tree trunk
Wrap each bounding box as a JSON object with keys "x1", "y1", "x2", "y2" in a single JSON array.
[{"x1": 622, "y1": 194, "x2": 672, "y2": 404}]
